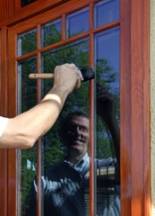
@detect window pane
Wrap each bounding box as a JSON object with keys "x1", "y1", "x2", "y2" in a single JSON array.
[
  {"x1": 18, "y1": 57, "x2": 37, "y2": 216},
  {"x1": 41, "y1": 20, "x2": 61, "y2": 47},
  {"x1": 42, "y1": 39, "x2": 89, "y2": 71},
  {"x1": 67, "y1": 8, "x2": 89, "y2": 38},
  {"x1": 94, "y1": 0, "x2": 119, "y2": 28},
  {"x1": 18, "y1": 57, "x2": 37, "y2": 111},
  {"x1": 17, "y1": 29, "x2": 37, "y2": 56},
  {"x1": 21, "y1": 0, "x2": 37, "y2": 7},
  {"x1": 95, "y1": 27, "x2": 120, "y2": 215}
]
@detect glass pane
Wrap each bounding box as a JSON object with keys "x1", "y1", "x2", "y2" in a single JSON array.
[
  {"x1": 18, "y1": 57, "x2": 38, "y2": 216},
  {"x1": 24, "y1": 39, "x2": 90, "y2": 215},
  {"x1": 21, "y1": 0, "x2": 37, "y2": 7},
  {"x1": 41, "y1": 19, "x2": 61, "y2": 47},
  {"x1": 95, "y1": 28, "x2": 120, "y2": 215},
  {"x1": 94, "y1": 0, "x2": 119, "y2": 28},
  {"x1": 17, "y1": 29, "x2": 37, "y2": 56},
  {"x1": 67, "y1": 8, "x2": 89, "y2": 38}
]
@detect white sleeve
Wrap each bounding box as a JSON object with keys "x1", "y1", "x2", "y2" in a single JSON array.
[{"x1": 0, "y1": 116, "x2": 9, "y2": 137}]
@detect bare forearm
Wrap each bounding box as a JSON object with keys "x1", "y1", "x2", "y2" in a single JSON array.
[
  {"x1": 0, "y1": 88, "x2": 68, "y2": 148},
  {"x1": 0, "y1": 63, "x2": 82, "y2": 149}
]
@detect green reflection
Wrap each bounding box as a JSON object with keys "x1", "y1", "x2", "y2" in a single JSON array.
[
  {"x1": 17, "y1": 30, "x2": 37, "y2": 56},
  {"x1": 95, "y1": 28, "x2": 120, "y2": 215},
  {"x1": 42, "y1": 39, "x2": 89, "y2": 169},
  {"x1": 41, "y1": 20, "x2": 61, "y2": 47},
  {"x1": 18, "y1": 58, "x2": 37, "y2": 216}
]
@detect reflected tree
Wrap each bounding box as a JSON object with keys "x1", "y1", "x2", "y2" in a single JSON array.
[{"x1": 20, "y1": 29, "x2": 119, "y2": 215}]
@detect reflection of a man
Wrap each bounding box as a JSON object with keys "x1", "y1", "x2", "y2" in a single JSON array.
[{"x1": 25, "y1": 86, "x2": 120, "y2": 216}]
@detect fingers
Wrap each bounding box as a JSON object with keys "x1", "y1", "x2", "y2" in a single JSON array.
[
  {"x1": 71, "y1": 64, "x2": 84, "y2": 80},
  {"x1": 75, "y1": 78, "x2": 81, "y2": 89},
  {"x1": 64, "y1": 63, "x2": 83, "y2": 81},
  {"x1": 53, "y1": 63, "x2": 82, "y2": 94}
]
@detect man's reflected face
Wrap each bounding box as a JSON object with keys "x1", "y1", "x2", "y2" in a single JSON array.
[{"x1": 64, "y1": 115, "x2": 89, "y2": 156}]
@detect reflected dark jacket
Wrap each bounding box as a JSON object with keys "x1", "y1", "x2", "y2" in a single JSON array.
[{"x1": 24, "y1": 156, "x2": 118, "y2": 216}]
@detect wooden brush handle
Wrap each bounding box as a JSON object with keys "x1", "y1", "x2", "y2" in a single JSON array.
[{"x1": 29, "y1": 73, "x2": 54, "y2": 79}]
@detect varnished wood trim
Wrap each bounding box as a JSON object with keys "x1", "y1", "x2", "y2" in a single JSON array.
[{"x1": 121, "y1": 0, "x2": 151, "y2": 215}]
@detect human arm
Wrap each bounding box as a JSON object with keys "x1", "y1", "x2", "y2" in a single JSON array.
[{"x1": 0, "y1": 63, "x2": 82, "y2": 149}]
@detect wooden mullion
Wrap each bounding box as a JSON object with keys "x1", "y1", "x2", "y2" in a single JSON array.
[
  {"x1": 94, "y1": 20, "x2": 120, "y2": 34},
  {"x1": 7, "y1": 28, "x2": 18, "y2": 216},
  {"x1": 61, "y1": 13, "x2": 66, "y2": 41},
  {"x1": 120, "y1": 0, "x2": 132, "y2": 215},
  {"x1": 16, "y1": 33, "x2": 89, "y2": 63},
  {"x1": 36, "y1": 24, "x2": 42, "y2": 216},
  {"x1": 16, "y1": 50, "x2": 37, "y2": 62},
  {"x1": 16, "y1": 21, "x2": 120, "y2": 63},
  {"x1": 0, "y1": 27, "x2": 8, "y2": 216},
  {"x1": 39, "y1": 32, "x2": 89, "y2": 53},
  {"x1": 89, "y1": 1, "x2": 95, "y2": 216}
]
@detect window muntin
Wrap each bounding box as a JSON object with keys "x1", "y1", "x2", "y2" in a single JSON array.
[
  {"x1": 94, "y1": 0, "x2": 119, "y2": 28},
  {"x1": 15, "y1": 1, "x2": 120, "y2": 215}
]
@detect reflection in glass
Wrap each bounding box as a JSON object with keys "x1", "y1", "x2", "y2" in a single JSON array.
[
  {"x1": 95, "y1": 28, "x2": 120, "y2": 93},
  {"x1": 18, "y1": 58, "x2": 37, "y2": 216},
  {"x1": 17, "y1": 29, "x2": 37, "y2": 56},
  {"x1": 41, "y1": 20, "x2": 61, "y2": 47},
  {"x1": 94, "y1": 0, "x2": 119, "y2": 28},
  {"x1": 67, "y1": 8, "x2": 89, "y2": 38},
  {"x1": 23, "y1": 40, "x2": 90, "y2": 215},
  {"x1": 18, "y1": 57, "x2": 37, "y2": 111},
  {"x1": 95, "y1": 27, "x2": 120, "y2": 215}
]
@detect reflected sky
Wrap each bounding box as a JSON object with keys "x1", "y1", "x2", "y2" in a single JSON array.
[
  {"x1": 95, "y1": 27, "x2": 120, "y2": 93},
  {"x1": 94, "y1": 0, "x2": 119, "y2": 28},
  {"x1": 67, "y1": 7, "x2": 89, "y2": 38}
]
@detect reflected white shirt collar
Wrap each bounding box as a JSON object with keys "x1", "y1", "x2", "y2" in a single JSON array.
[{"x1": 64, "y1": 153, "x2": 90, "y2": 175}]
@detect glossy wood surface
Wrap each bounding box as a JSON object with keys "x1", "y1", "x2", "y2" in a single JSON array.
[
  {"x1": 0, "y1": 0, "x2": 151, "y2": 215},
  {"x1": 121, "y1": 0, "x2": 151, "y2": 215}
]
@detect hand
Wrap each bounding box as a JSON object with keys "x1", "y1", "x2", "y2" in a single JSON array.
[
  {"x1": 53, "y1": 63, "x2": 83, "y2": 95},
  {"x1": 96, "y1": 83, "x2": 114, "y2": 124}
]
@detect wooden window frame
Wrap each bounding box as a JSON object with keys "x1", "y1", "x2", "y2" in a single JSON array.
[
  {"x1": 0, "y1": 0, "x2": 150, "y2": 215},
  {"x1": 14, "y1": 0, "x2": 69, "y2": 25},
  {"x1": 121, "y1": 0, "x2": 150, "y2": 215}
]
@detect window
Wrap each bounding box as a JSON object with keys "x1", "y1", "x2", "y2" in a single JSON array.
[
  {"x1": 15, "y1": 1, "x2": 120, "y2": 215},
  {"x1": 9, "y1": 0, "x2": 120, "y2": 216},
  {"x1": 6, "y1": 0, "x2": 150, "y2": 215}
]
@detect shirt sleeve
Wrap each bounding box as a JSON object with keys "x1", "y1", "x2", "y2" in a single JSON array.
[{"x1": 0, "y1": 116, "x2": 9, "y2": 137}]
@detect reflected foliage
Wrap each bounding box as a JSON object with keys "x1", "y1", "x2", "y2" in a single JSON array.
[
  {"x1": 18, "y1": 30, "x2": 37, "y2": 56},
  {"x1": 42, "y1": 21, "x2": 61, "y2": 47},
  {"x1": 20, "y1": 23, "x2": 120, "y2": 215},
  {"x1": 42, "y1": 40, "x2": 89, "y2": 169},
  {"x1": 18, "y1": 58, "x2": 37, "y2": 215}
]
